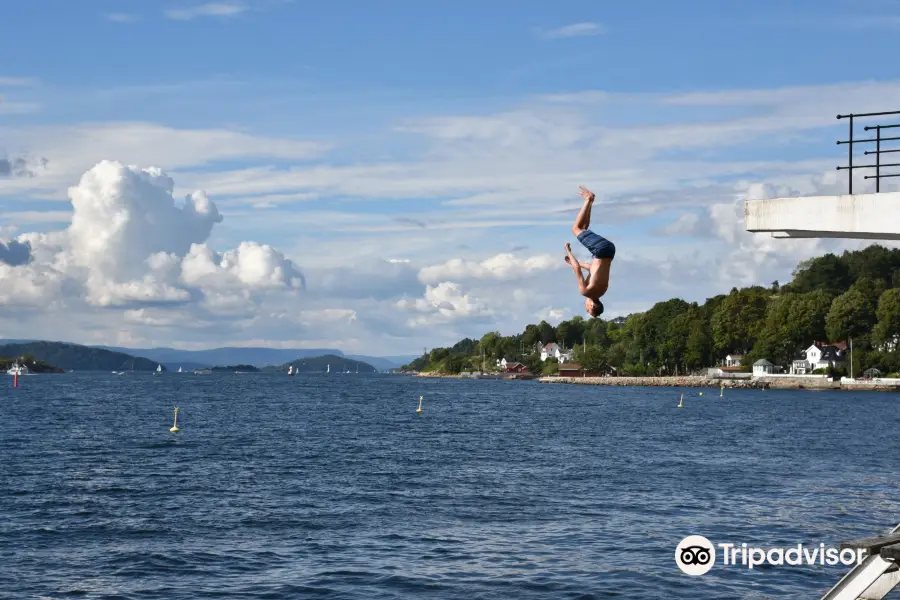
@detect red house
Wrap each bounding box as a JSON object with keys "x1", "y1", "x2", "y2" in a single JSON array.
[
  {"x1": 504, "y1": 362, "x2": 529, "y2": 374},
  {"x1": 559, "y1": 362, "x2": 600, "y2": 377}
]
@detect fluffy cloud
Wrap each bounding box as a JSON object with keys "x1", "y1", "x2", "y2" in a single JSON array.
[
  {"x1": 417, "y1": 253, "x2": 559, "y2": 284},
  {"x1": 0, "y1": 160, "x2": 303, "y2": 319},
  {"x1": 396, "y1": 282, "x2": 492, "y2": 326}
]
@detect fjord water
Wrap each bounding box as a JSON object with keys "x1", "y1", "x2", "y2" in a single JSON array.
[{"x1": 2, "y1": 374, "x2": 899, "y2": 599}]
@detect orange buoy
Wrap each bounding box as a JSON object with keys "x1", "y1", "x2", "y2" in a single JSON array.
[{"x1": 13, "y1": 372, "x2": 18, "y2": 388}]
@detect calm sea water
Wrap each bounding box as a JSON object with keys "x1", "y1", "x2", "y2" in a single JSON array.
[{"x1": 2, "y1": 373, "x2": 899, "y2": 599}]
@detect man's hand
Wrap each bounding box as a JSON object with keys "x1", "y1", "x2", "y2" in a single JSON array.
[{"x1": 579, "y1": 185, "x2": 595, "y2": 202}]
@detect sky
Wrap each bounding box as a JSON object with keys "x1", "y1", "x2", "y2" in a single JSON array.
[{"x1": 1, "y1": 0, "x2": 899, "y2": 356}]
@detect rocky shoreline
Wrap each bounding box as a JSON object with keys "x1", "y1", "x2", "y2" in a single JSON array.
[
  {"x1": 410, "y1": 371, "x2": 900, "y2": 391},
  {"x1": 540, "y1": 375, "x2": 900, "y2": 391}
]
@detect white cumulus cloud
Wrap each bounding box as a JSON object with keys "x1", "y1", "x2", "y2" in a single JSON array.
[
  {"x1": 0, "y1": 160, "x2": 303, "y2": 316},
  {"x1": 418, "y1": 253, "x2": 559, "y2": 284}
]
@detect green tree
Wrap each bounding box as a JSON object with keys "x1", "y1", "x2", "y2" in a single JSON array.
[
  {"x1": 520, "y1": 351, "x2": 543, "y2": 374},
  {"x1": 537, "y1": 320, "x2": 556, "y2": 345},
  {"x1": 789, "y1": 253, "x2": 852, "y2": 294},
  {"x1": 450, "y1": 338, "x2": 477, "y2": 355},
  {"x1": 754, "y1": 290, "x2": 833, "y2": 364},
  {"x1": 574, "y1": 345, "x2": 606, "y2": 373},
  {"x1": 429, "y1": 348, "x2": 450, "y2": 364},
  {"x1": 826, "y1": 288, "x2": 875, "y2": 341},
  {"x1": 522, "y1": 324, "x2": 541, "y2": 348},
  {"x1": 710, "y1": 287, "x2": 769, "y2": 355},
  {"x1": 478, "y1": 332, "x2": 503, "y2": 360},
  {"x1": 873, "y1": 288, "x2": 900, "y2": 350},
  {"x1": 541, "y1": 361, "x2": 559, "y2": 376}
]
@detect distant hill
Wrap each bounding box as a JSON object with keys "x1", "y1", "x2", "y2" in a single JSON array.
[
  {"x1": 0, "y1": 341, "x2": 158, "y2": 372},
  {"x1": 0, "y1": 340, "x2": 415, "y2": 371},
  {"x1": 210, "y1": 365, "x2": 260, "y2": 372},
  {"x1": 93, "y1": 345, "x2": 346, "y2": 368},
  {"x1": 266, "y1": 354, "x2": 376, "y2": 374}
]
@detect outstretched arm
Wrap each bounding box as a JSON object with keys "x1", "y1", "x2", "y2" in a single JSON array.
[{"x1": 565, "y1": 244, "x2": 590, "y2": 295}]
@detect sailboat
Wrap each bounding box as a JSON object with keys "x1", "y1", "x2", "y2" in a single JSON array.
[
  {"x1": 288, "y1": 365, "x2": 294, "y2": 376},
  {"x1": 326, "y1": 364, "x2": 330, "y2": 374},
  {"x1": 178, "y1": 366, "x2": 183, "y2": 373},
  {"x1": 154, "y1": 364, "x2": 162, "y2": 376}
]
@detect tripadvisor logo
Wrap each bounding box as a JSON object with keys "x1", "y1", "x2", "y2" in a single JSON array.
[
  {"x1": 676, "y1": 535, "x2": 715, "y2": 576},
  {"x1": 675, "y1": 535, "x2": 867, "y2": 575}
]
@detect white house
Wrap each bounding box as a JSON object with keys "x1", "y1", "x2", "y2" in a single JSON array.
[
  {"x1": 541, "y1": 343, "x2": 563, "y2": 362},
  {"x1": 752, "y1": 359, "x2": 775, "y2": 376},
  {"x1": 725, "y1": 354, "x2": 744, "y2": 368},
  {"x1": 791, "y1": 342, "x2": 847, "y2": 374},
  {"x1": 557, "y1": 350, "x2": 574, "y2": 364}
]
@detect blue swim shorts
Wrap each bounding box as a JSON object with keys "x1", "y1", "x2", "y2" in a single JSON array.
[{"x1": 577, "y1": 229, "x2": 616, "y2": 259}]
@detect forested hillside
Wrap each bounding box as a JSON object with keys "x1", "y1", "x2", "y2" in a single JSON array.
[
  {"x1": 404, "y1": 245, "x2": 900, "y2": 377},
  {"x1": 0, "y1": 342, "x2": 159, "y2": 372}
]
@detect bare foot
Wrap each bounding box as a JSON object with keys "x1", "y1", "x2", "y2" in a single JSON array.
[{"x1": 579, "y1": 186, "x2": 595, "y2": 203}]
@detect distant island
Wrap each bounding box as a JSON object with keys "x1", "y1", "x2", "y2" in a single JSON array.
[
  {"x1": 210, "y1": 365, "x2": 260, "y2": 372},
  {"x1": 0, "y1": 354, "x2": 65, "y2": 373},
  {"x1": 265, "y1": 354, "x2": 376, "y2": 374},
  {"x1": 0, "y1": 341, "x2": 158, "y2": 372}
]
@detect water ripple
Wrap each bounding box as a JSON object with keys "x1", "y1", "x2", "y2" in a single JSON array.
[{"x1": 1, "y1": 374, "x2": 899, "y2": 598}]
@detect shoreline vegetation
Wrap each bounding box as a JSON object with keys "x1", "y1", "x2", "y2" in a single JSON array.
[{"x1": 402, "y1": 246, "x2": 900, "y2": 390}]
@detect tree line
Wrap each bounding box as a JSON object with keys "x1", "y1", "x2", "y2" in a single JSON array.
[{"x1": 403, "y1": 245, "x2": 900, "y2": 377}]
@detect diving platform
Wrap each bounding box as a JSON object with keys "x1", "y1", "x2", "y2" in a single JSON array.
[
  {"x1": 745, "y1": 192, "x2": 900, "y2": 240},
  {"x1": 746, "y1": 110, "x2": 900, "y2": 241}
]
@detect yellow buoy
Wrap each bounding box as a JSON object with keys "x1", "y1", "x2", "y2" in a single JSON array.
[
  {"x1": 677, "y1": 393, "x2": 683, "y2": 408},
  {"x1": 170, "y1": 407, "x2": 180, "y2": 433},
  {"x1": 416, "y1": 395, "x2": 423, "y2": 414},
  {"x1": 698, "y1": 392, "x2": 703, "y2": 396}
]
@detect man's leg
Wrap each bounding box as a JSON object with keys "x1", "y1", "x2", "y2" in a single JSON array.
[{"x1": 571, "y1": 186, "x2": 595, "y2": 236}]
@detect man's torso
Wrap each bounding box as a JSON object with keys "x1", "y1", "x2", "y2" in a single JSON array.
[{"x1": 589, "y1": 258, "x2": 612, "y2": 298}]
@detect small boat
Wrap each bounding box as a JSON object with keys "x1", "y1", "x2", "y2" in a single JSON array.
[
  {"x1": 7, "y1": 362, "x2": 28, "y2": 376},
  {"x1": 153, "y1": 364, "x2": 162, "y2": 375},
  {"x1": 288, "y1": 365, "x2": 294, "y2": 376},
  {"x1": 178, "y1": 366, "x2": 183, "y2": 373}
]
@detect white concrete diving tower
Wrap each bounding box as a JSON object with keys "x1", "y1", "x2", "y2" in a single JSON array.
[
  {"x1": 745, "y1": 192, "x2": 900, "y2": 240},
  {"x1": 746, "y1": 110, "x2": 900, "y2": 241}
]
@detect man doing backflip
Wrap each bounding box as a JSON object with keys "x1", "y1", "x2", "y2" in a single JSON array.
[{"x1": 564, "y1": 185, "x2": 615, "y2": 318}]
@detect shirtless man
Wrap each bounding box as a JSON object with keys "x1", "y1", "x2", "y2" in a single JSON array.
[{"x1": 564, "y1": 185, "x2": 615, "y2": 318}]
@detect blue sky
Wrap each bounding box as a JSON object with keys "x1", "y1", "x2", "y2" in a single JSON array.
[{"x1": 0, "y1": 0, "x2": 898, "y2": 354}]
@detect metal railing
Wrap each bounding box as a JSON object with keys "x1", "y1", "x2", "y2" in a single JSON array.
[{"x1": 836, "y1": 110, "x2": 900, "y2": 194}]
